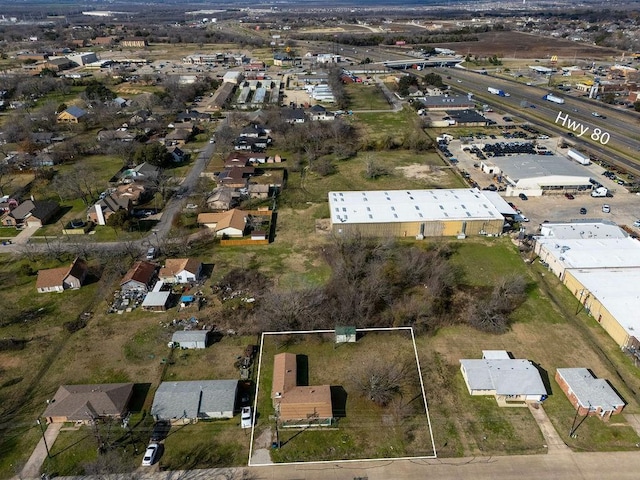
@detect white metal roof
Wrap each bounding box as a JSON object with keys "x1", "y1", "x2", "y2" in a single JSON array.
[
  {"x1": 568, "y1": 267, "x2": 640, "y2": 341},
  {"x1": 556, "y1": 368, "x2": 624, "y2": 410},
  {"x1": 141, "y1": 291, "x2": 170, "y2": 307},
  {"x1": 537, "y1": 237, "x2": 640, "y2": 269},
  {"x1": 328, "y1": 189, "x2": 504, "y2": 225},
  {"x1": 538, "y1": 221, "x2": 626, "y2": 240}
]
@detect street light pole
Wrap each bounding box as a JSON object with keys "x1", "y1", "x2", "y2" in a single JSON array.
[{"x1": 36, "y1": 418, "x2": 51, "y2": 458}]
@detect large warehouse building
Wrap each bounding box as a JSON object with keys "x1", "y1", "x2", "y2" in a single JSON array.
[
  {"x1": 328, "y1": 188, "x2": 505, "y2": 237},
  {"x1": 533, "y1": 221, "x2": 640, "y2": 350},
  {"x1": 480, "y1": 154, "x2": 592, "y2": 197}
]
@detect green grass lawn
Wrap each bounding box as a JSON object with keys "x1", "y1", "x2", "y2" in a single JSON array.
[
  {"x1": 345, "y1": 83, "x2": 392, "y2": 111},
  {"x1": 257, "y1": 330, "x2": 435, "y2": 463}
]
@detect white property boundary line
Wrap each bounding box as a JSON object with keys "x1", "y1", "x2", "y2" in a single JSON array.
[{"x1": 247, "y1": 327, "x2": 438, "y2": 467}]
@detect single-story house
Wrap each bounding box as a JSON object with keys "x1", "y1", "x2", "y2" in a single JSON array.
[
  {"x1": 555, "y1": 368, "x2": 625, "y2": 419},
  {"x1": 151, "y1": 380, "x2": 238, "y2": 423},
  {"x1": 114, "y1": 184, "x2": 146, "y2": 205},
  {"x1": 120, "y1": 261, "x2": 157, "y2": 293},
  {"x1": 206, "y1": 187, "x2": 235, "y2": 211},
  {"x1": 168, "y1": 146, "x2": 187, "y2": 163},
  {"x1": 57, "y1": 106, "x2": 87, "y2": 124},
  {"x1": 171, "y1": 330, "x2": 209, "y2": 349},
  {"x1": 1, "y1": 200, "x2": 59, "y2": 229},
  {"x1": 159, "y1": 258, "x2": 202, "y2": 284},
  {"x1": 281, "y1": 107, "x2": 306, "y2": 124},
  {"x1": 308, "y1": 104, "x2": 335, "y2": 121},
  {"x1": 141, "y1": 291, "x2": 171, "y2": 311},
  {"x1": 197, "y1": 209, "x2": 247, "y2": 237},
  {"x1": 36, "y1": 257, "x2": 88, "y2": 293},
  {"x1": 121, "y1": 162, "x2": 159, "y2": 183},
  {"x1": 272, "y1": 352, "x2": 334, "y2": 427},
  {"x1": 87, "y1": 194, "x2": 131, "y2": 225},
  {"x1": 248, "y1": 184, "x2": 270, "y2": 199},
  {"x1": 217, "y1": 166, "x2": 254, "y2": 188},
  {"x1": 459, "y1": 350, "x2": 547, "y2": 407},
  {"x1": 43, "y1": 383, "x2": 134, "y2": 424}
]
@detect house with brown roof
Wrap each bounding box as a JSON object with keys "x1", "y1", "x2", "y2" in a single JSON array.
[
  {"x1": 1, "y1": 200, "x2": 59, "y2": 229},
  {"x1": 217, "y1": 166, "x2": 254, "y2": 188},
  {"x1": 36, "y1": 258, "x2": 88, "y2": 293},
  {"x1": 197, "y1": 209, "x2": 247, "y2": 237},
  {"x1": 159, "y1": 258, "x2": 202, "y2": 284},
  {"x1": 120, "y1": 260, "x2": 157, "y2": 293},
  {"x1": 272, "y1": 352, "x2": 334, "y2": 427},
  {"x1": 43, "y1": 383, "x2": 134, "y2": 424}
]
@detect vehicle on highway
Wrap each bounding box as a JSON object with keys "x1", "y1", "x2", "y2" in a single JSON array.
[
  {"x1": 142, "y1": 443, "x2": 159, "y2": 466},
  {"x1": 241, "y1": 406, "x2": 252, "y2": 429},
  {"x1": 602, "y1": 204, "x2": 611, "y2": 213}
]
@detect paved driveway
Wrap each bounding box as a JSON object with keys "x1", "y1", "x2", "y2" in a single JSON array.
[{"x1": 20, "y1": 421, "x2": 62, "y2": 479}]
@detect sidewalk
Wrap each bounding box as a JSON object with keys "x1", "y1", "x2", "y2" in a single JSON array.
[
  {"x1": 20, "y1": 422, "x2": 62, "y2": 479},
  {"x1": 528, "y1": 403, "x2": 571, "y2": 453}
]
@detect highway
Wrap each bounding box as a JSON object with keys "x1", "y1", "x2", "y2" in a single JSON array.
[{"x1": 433, "y1": 67, "x2": 640, "y2": 175}]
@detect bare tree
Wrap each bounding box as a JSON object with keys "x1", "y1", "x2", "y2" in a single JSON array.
[{"x1": 352, "y1": 356, "x2": 412, "y2": 407}]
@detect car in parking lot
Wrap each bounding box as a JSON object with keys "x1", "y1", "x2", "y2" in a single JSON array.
[
  {"x1": 602, "y1": 204, "x2": 611, "y2": 213},
  {"x1": 142, "y1": 443, "x2": 159, "y2": 466},
  {"x1": 634, "y1": 220, "x2": 640, "y2": 228},
  {"x1": 579, "y1": 207, "x2": 587, "y2": 215},
  {"x1": 519, "y1": 193, "x2": 528, "y2": 201},
  {"x1": 564, "y1": 193, "x2": 575, "y2": 200},
  {"x1": 241, "y1": 406, "x2": 252, "y2": 429}
]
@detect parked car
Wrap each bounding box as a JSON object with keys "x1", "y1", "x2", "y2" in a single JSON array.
[
  {"x1": 146, "y1": 247, "x2": 156, "y2": 260},
  {"x1": 519, "y1": 193, "x2": 528, "y2": 201},
  {"x1": 150, "y1": 421, "x2": 171, "y2": 442},
  {"x1": 564, "y1": 193, "x2": 575, "y2": 200},
  {"x1": 241, "y1": 406, "x2": 252, "y2": 429},
  {"x1": 142, "y1": 443, "x2": 159, "y2": 466},
  {"x1": 602, "y1": 204, "x2": 611, "y2": 213},
  {"x1": 633, "y1": 220, "x2": 640, "y2": 228},
  {"x1": 579, "y1": 207, "x2": 587, "y2": 215}
]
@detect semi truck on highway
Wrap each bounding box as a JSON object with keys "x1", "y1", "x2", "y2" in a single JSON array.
[
  {"x1": 488, "y1": 87, "x2": 510, "y2": 97},
  {"x1": 543, "y1": 93, "x2": 565, "y2": 104}
]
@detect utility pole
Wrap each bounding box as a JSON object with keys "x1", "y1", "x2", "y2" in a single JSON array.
[{"x1": 36, "y1": 418, "x2": 51, "y2": 458}]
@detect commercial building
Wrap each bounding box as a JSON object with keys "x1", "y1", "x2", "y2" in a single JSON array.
[
  {"x1": 328, "y1": 189, "x2": 505, "y2": 238},
  {"x1": 480, "y1": 154, "x2": 592, "y2": 197}
]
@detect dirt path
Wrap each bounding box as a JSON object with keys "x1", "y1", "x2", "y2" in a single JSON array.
[{"x1": 249, "y1": 427, "x2": 273, "y2": 466}]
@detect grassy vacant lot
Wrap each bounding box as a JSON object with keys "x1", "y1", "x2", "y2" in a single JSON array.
[
  {"x1": 345, "y1": 83, "x2": 392, "y2": 111},
  {"x1": 280, "y1": 150, "x2": 464, "y2": 209},
  {"x1": 255, "y1": 331, "x2": 434, "y2": 463}
]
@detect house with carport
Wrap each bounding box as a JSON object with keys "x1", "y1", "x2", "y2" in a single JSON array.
[{"x1": 459, "y1": 350, "x2": 547, "y2": 407}]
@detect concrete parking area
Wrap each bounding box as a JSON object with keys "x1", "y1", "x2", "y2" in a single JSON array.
[{"x1": 444, "y1": 133, "x2": 640, "y2": 234}]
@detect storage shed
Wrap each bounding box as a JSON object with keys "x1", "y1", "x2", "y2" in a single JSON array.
[{"x1": 171, "y1": 330, "x2": 209, "y2": 349}]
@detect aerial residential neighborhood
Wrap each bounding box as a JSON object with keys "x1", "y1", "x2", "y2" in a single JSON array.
[{"x1": 2, "y1": 0, "x2": 640, "y2": 479}]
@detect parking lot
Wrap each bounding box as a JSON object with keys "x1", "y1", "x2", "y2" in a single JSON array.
[{"x1": 444, "y1": 132, "x2": 640, "y2": 234}]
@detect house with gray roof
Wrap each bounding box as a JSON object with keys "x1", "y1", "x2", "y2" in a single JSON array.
[
  {"x1": 459, "y1": 350, "x2": 547, "y2": 407},
  {"x1": 151, "y1": 380, "x2": 238, "y2": 423},
  {"x1": 555, "y1": 368, "x2": 625, "y2": 419}
]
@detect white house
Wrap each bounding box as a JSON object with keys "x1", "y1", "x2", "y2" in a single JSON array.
[
  {"x1": 459, "y1": 350, "x2": 547, "y2": 407},
  {"x1": 159, "y1": 258, "x2": 202, "y2": 284}
]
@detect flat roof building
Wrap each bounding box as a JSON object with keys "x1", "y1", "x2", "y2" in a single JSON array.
[
  {"x1": 483, "y1": 154, "x2": 592, "y2": 197},
  {"x1": 328, "y1": 188, "x2": 505, "y2": 238},
  {"x1": 538, "y1": 221, "x2": 627, "y2": 240}
]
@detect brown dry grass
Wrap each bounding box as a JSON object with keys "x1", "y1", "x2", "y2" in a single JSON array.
[{"x1": 432, "y1": 31, "x2": 621, "y2": 61}]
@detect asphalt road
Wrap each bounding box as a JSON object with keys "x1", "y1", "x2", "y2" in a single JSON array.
[{"x1": 434, "y1": 68, "x2": 640, "y2": 175}]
